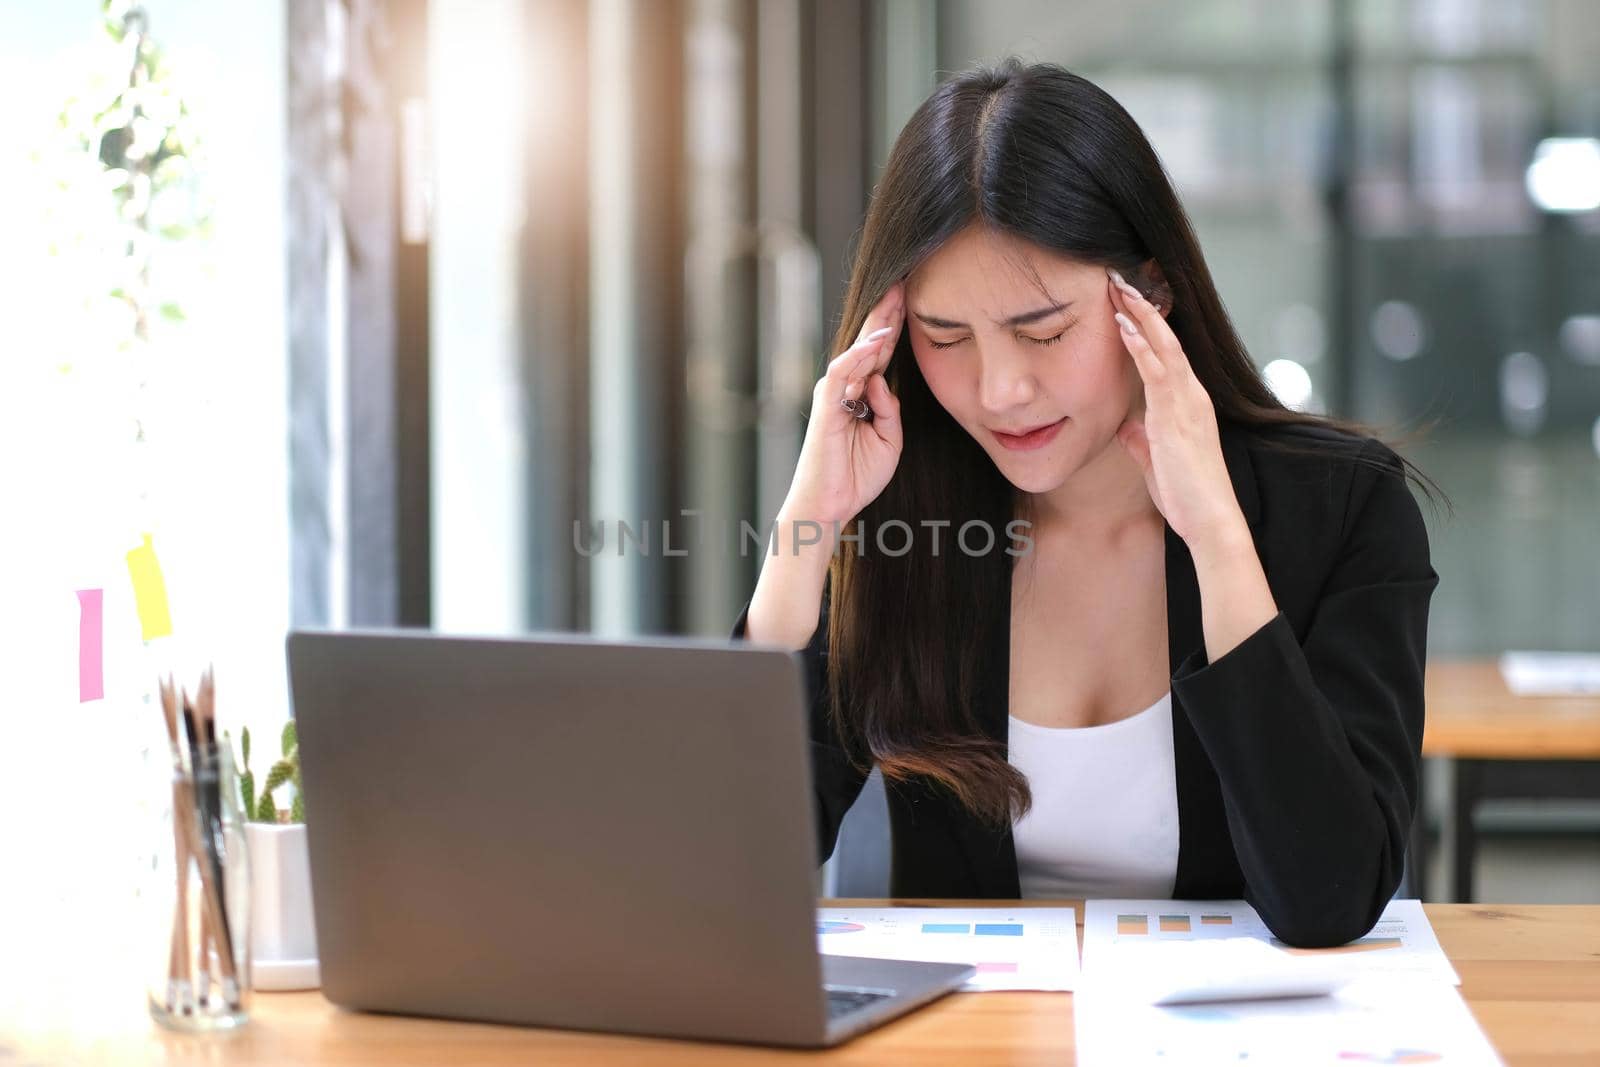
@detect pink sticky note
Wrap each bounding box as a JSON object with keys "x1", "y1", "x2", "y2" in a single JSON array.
[{"x1": 76, "y1": 588, "x2": 104, "y2": 702}]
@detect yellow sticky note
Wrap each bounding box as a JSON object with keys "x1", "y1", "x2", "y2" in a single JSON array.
[{"x1": 125, "y1": 533, "x2": 173, "y2": 640}]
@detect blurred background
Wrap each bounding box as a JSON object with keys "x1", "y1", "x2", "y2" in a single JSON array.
[{"x1": 3, "y1": 0, "x2": 1597, "y2": 913}]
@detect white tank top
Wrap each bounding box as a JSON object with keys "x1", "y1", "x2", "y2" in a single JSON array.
[{"x1": 1007, "y1": 691, "x2": 1180, "y2": 899}]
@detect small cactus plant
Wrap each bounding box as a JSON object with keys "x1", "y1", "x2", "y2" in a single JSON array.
[{"x1": 236, "y1": 720, "x2": 304, "y2": 824}]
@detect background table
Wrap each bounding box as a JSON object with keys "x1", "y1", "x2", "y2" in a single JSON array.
[
  {"x1": 1420, "y1": 659, "x2": 1600, "y2": 901},
  {"x1": 8, "y1": 900, "x2": 1597, "y2": 1066}
]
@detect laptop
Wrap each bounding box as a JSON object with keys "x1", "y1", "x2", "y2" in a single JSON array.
[{"x1": 287, "y1": 629, "x2": 973, "y2": 1047}]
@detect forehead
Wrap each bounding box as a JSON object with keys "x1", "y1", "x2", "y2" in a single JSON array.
[{"x1": 906, "y1": 224, "x2": 1098, "y2": 320}]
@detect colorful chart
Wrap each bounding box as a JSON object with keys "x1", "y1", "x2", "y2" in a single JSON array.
[
  {"x1": 913, "y1": 921, "x2": 1026, "y2": 936},
  {"x1": 1116, "y1": 911, "x2": 1235, "y2": 937},
  {"x1": 818, "y1": 907, "x2": 1079, "y2": 991}
]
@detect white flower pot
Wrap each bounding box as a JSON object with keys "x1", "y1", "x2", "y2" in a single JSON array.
[{"x1": 245, "y1": 822, "x2": 320, "y2": 990}]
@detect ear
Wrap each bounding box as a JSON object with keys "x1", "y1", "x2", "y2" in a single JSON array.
[{"x1": 1137, "y1": 258, "x2": 1173, "y2": 319}]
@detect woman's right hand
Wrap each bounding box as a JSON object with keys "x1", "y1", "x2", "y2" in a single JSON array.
[
  {"x1": 746, "y1": 284, "x2": 904, "y2": 647},
  {"x1": 782, "y1": 282, "x2": 907, "y2": 527}
]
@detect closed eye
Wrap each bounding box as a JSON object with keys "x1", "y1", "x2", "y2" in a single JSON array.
[{"x1": 926, "y1": 323, "x2": 1072, "y2": 350}]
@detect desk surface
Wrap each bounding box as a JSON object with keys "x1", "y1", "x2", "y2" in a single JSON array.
[
  {"x1": 12, "y1": 900, "x2": 1598, "y2": 1066},
  {"x1": 1425, "y1": 659, "x2": 1600, "y2": 759}
]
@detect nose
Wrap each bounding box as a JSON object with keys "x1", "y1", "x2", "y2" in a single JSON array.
[{"x1": 977, "y1": 344, "x2": 1038, "y2": 415}]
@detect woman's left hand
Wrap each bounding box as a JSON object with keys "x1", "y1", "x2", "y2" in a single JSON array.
[{"x1": 1106, "y1": 267, "x2": 1249, "y2": 553}]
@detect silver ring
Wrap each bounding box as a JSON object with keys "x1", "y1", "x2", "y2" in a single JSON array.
[{"x1": 841, "y1": 396, "x2": 873, "y2": 421}]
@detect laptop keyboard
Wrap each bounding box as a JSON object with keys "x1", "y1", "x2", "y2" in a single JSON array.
[{"x1": 825, "y1": 987, "x2": 893, "y2": 1019}]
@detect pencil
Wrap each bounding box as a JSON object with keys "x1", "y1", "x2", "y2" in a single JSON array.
[
  {"x1": 186, "y1": 679, "x2": 242, "y2": 1006},
  {"x1": 197, "y1": 668, "x2": 242, "y2": 1006},
  {"x1": 158, "y1": 677, "x2": 194, "y2": 1014}
]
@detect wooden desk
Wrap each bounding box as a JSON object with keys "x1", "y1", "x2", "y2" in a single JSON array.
[
  {"x1": 1424, "y1": 660, "x2": 1600, "y2": 760},
  {"x1": 1419, "y1": 660, "x2": 1600, "y2": 901},
  {"x1": 8, "y1": 901, "x2": 1598, "y2": 1066}
]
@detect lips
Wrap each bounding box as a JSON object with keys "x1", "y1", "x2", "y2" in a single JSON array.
[
  {"x1": 997, "y1": 420, "x2": 1058, "y2": 437},
  {"x1": 992, "y1": 417, "x2": 1067, "y2": 451}
]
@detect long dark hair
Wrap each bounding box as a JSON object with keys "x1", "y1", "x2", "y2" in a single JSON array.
[{"x1": 824, "y1": 58, "x2": 1444, "y2": 828}]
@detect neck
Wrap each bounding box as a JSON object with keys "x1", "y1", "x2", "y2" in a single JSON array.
[{"x1": 1023, "y1": 438, "x2": 1161, "y2": 541}]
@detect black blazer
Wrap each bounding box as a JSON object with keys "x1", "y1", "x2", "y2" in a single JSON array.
[{"x1": 731, "y1": 420, "x2": 1439, "y2": 948}]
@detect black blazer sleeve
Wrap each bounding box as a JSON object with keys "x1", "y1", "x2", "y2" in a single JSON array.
[
  {"x1": 1171, "y1": 439, "x2": 1438, "y2": 947},
  {"x1": 731, "y1": 573, "x2": 870, "y2": 866}
]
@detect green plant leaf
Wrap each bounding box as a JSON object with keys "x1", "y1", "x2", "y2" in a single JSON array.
[
  {"x1": 281, "y1": 719, "x2": 297, "y2": 758},
  {"x1": 263, "y1": 759, "x2": 294, "y2": 797},
  {"x1": 241, "y1": 726, "x2": 251, "y2": 769},
  {"x1": 240, "y1": 769, "x2": 255, "y2": 822},
  {"x1": 257, "y1": 794, "x2": 277, "y2": 822}
]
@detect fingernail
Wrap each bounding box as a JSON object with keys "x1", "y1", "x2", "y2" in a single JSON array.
[
  {"x1": 867, "y1": 326, "x2": 894, "y2": 340},
  {"x1": 1115, "y1": 311, "x2": 1138, "y2": 335},
  {"x1": 1109, "y1": 269, "x2": 1141, "y2": 300}
]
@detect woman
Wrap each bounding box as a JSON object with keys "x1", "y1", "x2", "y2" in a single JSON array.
[{"x1": 731, "y1": 59, "x2": 1441, "y2": 948}]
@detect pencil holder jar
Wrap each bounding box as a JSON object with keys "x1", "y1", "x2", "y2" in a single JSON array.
[{"x1": 147, "y1": 741, "x2": 253, "y2": 1031}]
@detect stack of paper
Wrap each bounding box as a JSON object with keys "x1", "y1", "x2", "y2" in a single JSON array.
[
  {"x1": 816, "y1": 906, "x2": 1078, "y2": 991},
  {"x1": 1075, "y1": 976, "x2": 1502, "y2": 1066},
  {"x1": 1077, "y1": 899, "x2": 1501, "y2": 1066},
  {"x1": 1499, "y1": 650, "x2": 1600, "y2": 695},
  {"x1": 814, "y1": 898, "x2": 1501, "y2": 1062}
]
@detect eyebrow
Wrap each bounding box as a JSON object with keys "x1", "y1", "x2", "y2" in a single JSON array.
[{"x1": 911, "y1": 301, "x2": 1074, "y2": 330}]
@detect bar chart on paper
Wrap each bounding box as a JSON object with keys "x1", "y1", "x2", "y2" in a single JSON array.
[
  {"x1": 1083, "y1": 900, "x2": 1459, "y2": 984},
  {"x1": 816, "y1": 907, "x2": 1078, "y2": 991},
  {"x1": 1113, "y1": 910, "x2": 1239, "y2": 936}
]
